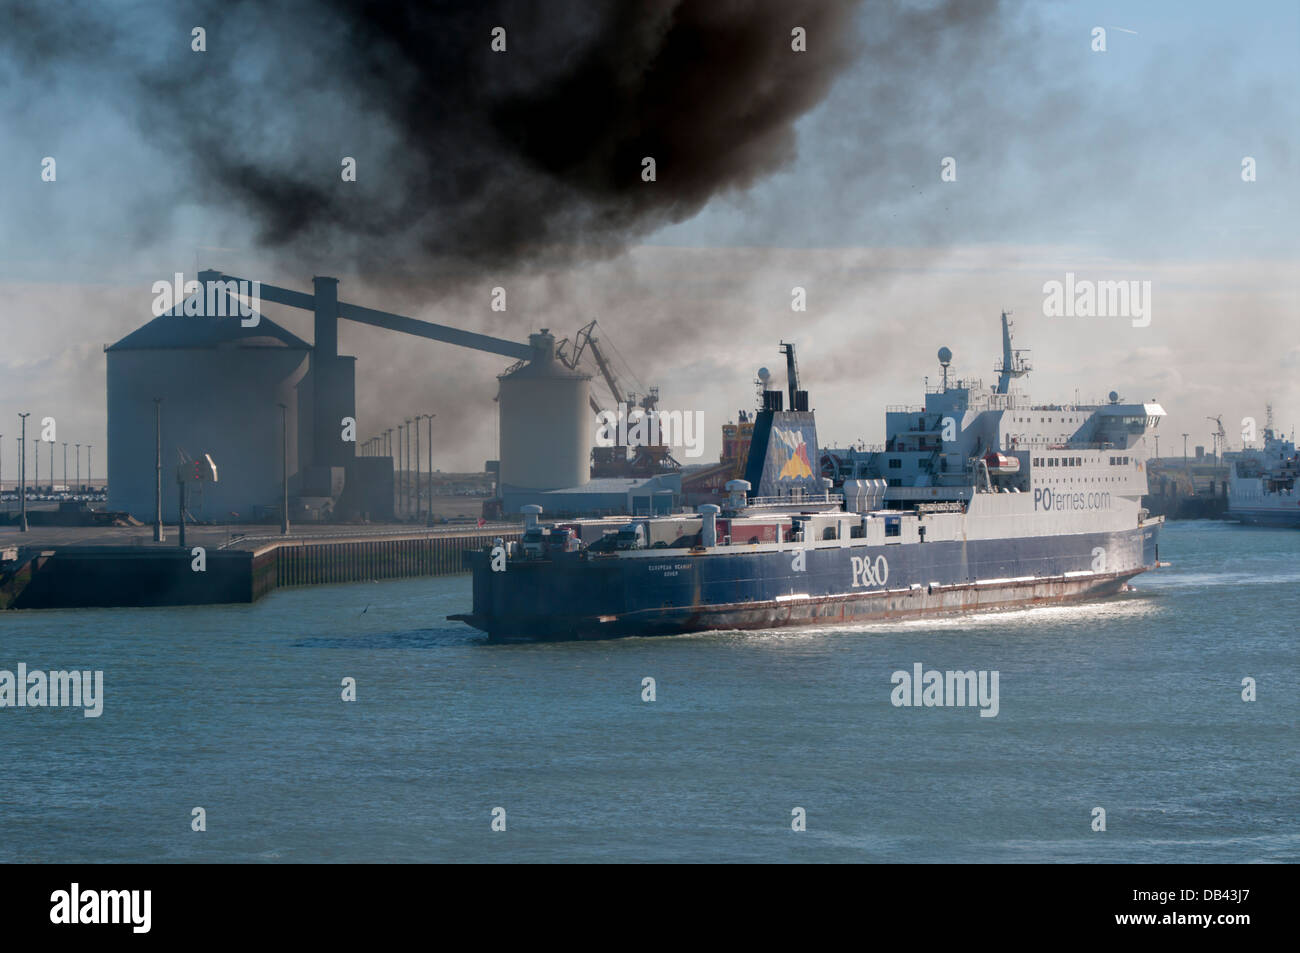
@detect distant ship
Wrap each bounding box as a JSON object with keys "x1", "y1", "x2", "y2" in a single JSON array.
[
  {"x1": 1228, "y1": 409, "x2": 1300, "y2": 527},
  {"x1": 452, "y1": 314, "x2": 1166, "y2": 641}
]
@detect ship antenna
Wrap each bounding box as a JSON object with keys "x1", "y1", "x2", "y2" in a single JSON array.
[{"x1": 994, "y1": 310, "x2": 1031, "y2": 394}]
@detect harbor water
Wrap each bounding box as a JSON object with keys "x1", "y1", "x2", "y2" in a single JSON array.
[{"x1": 1, "y1": 520, "x2": 1295, "y2": 863}]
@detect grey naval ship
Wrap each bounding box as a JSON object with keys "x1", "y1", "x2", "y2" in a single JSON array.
[
  {"x1": 1228, "y1": 408, "x2": 1300, "y2": 527},
  {"x1": 452, "y1": 314, "x2": 1166, "y2": 641}
]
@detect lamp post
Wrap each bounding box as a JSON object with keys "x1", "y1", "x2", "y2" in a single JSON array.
[
  {"x1": 413, "y1": 416, "x2": 421, "y2": 522},
  {"x1": 425, "y1": 413, "x2": 436, "y2": 526},
  {"x1": 62, "y1": 441, "x2": 67, "y2": 492},
  {"x1": 75, "y1": 443, "x2": 80, "y2": 491},
  {"x1": 87, "y1": 445, "x2": 93, "y2": 492},
  {"x1": 17, "y1": 413, "x2": 29, "y2": 532},
  {"x1": 153, "y1": 398, "x2": 165, "y2": 542},
  {"x1": 405, "y1": 418, "x2": 414, "y2": 518},
  {"x1": 278, "y1": 402, "x2": 290, "y2": 535},
  {"x1": 396, "y1": 421, "x2": 404, "y2": 517}
]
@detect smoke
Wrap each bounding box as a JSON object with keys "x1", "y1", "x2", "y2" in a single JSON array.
[{"x1": 3, "y1": 0, "x2": 864, "y2": 280}]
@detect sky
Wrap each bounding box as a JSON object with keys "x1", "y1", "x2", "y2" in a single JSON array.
[{"x1": 1, "y1": 0, "x2": 1297, "y2": 477}]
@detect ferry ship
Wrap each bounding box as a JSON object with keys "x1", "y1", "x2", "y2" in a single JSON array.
[
  {"x1": 451, "y1": 314, "x2": 1165, "y2": 641},
  {"x1": 1228, "y1": 408, "x2": 1300, "y2": 527}
]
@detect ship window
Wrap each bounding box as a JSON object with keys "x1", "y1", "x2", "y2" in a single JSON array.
[
  {"x1": 888, "y1": 458, "x2": 902, "y2": 469},
  {"x1": 885, "y1": 518, "x2": 901, "y2": 538}
]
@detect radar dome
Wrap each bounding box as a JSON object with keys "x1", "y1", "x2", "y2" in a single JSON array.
[
  {"x1": 1108, "y1": 390, "x2": 1119, "y2": 403},
  {"x1": 757, "y1": 367, "x2": 771, "y2": 381},
  {"x1": 938, "y1": 346, "x2": 952, "y2": 365}
]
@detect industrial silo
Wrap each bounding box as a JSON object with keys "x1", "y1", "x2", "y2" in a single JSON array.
[
  {"x1": 106, "y1": 291, "x2": 311, "y2": 522},
  {"x1": 497, "y1": 331, "x2": 591, "y2": 492}
]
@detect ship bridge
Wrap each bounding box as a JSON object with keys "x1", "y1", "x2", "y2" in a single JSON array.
[{"x1": 821, "y1": 315, "x2": 1164, "y2": 504}]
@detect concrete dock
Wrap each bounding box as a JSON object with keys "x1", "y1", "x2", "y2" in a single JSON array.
[{"x1": 0, "y1": 521, "x2": 521, "y2": 610}]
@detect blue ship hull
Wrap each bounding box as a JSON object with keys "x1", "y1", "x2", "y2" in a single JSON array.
[
  {"x1": 1231, "y1": 507, "x2": 1300, "y2": 529},
  {"x1": 453, "y1": 523, "x2": 1160, "y2": 642}
]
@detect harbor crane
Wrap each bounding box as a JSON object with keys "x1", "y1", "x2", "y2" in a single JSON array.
[
  {"x1": 1207, "y1": 415, "x2": 1226, "y2": 464},
  {"x1": 551, "y1": 319, "x2": 680, "y2": 477}
]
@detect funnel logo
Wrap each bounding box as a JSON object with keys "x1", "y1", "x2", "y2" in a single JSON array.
[{"x1": 773, "y1": 425, "x2": 813, "y2": 480}]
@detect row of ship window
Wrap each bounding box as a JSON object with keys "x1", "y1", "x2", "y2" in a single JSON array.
[{"x1": 1033, "y1": 455, "x2": 1130, "y2": 468}]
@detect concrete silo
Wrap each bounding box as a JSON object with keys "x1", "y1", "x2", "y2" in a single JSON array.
[
  {"x1": 106, "y1": 292, "x2": 311, "y2": 522},
  {"x1": 497, "y1": 331, "x2": 591, "y2": 493}
]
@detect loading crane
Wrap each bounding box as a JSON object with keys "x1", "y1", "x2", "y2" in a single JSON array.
[
  {"x1": 554, "y1": 319, "x2": 679, "y2": 477},
  {"x1": 1207, "y1": 415, "x2": 1226, "y2": 464}
]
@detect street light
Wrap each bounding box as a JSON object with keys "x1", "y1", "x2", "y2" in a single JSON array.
[
  {"x1": 75, "y1": 443, "x2": 80, "y2": 490},
  {"x1": 153, "y1": 399, "x2": 165, "y2": 542},
  {"x1": 413, "y1": 416, "x2": 421, "y2": 521},
  {"x1": 278, "y1": 402, "x2": 290, "y2": 535},
  {"x1": 404, "y1": 418, "x2": 414, "y2": 518},
  {"x1": 17, "y1": 413, "x2": 29, "y2": 532},
  {"x1": 425, "y1": 413, "x2": 436, "y2": 526}
]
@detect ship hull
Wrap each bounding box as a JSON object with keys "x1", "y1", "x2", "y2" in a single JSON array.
[
  {"x1": 1228, "y1": 504, "x2": 1300, "y2": 528},
  {"x1": 452, "y1": 522, "x2": 1160, "y2": 642}
]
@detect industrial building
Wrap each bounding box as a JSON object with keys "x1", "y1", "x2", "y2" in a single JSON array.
[
  {"x1": 106, "y1": 292, "x2": 316, "y2": 522},
  {"x1": 105, "y1": 270, "x2": 652, "y2": 525}
]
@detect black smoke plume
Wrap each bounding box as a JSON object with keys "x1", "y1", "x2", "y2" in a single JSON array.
[{"x1": 5, "y1": 1, "x2": 863, "y2": 278}]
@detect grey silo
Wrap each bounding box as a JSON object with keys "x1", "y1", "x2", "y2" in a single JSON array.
[
  {"x1": 106, "y1": 292, "x2": 311, "y2": 522},
  {"x1": 497, "y1": 331, "x2": 592, "y2": 492}
]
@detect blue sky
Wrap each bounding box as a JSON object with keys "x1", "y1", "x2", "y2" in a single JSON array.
[{"x1": 656, "y1": 0, "x2": 1299, "y2": 259}]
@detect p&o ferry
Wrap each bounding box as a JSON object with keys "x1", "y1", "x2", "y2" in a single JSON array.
[{"x1": 452, "y1": 314, "x2": 1165, "y2": 641}]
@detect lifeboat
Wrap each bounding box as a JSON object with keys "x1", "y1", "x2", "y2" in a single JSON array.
[{"x1": 984, "y1": 452, "x2": 1021, "y2": 475}]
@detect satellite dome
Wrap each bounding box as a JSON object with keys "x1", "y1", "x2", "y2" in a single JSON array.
[
  {"x1": 1108, "y1": 390, "x2": 1119, "y2": 403},
  {"x1": 938, "y1": 346, "x2": 953, "y2": 365},
  {"x1": 757, "y1": 367, "x2": 771, "y2": 381}
]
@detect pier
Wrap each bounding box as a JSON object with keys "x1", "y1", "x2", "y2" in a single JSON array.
[{"x1": 0, "y1": 522, "x2": 519, "y2": 610}]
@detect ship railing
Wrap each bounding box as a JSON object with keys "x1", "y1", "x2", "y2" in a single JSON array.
[
  {"x1": 1034, "y1": 442, "x2": 1120, "y2": 451},
  {"x1": 915, "y1": 501, "x2": 965, "y2": 514},
  {"x1": 745, "y1": 492, "x2": 844, "y2": 508}
]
